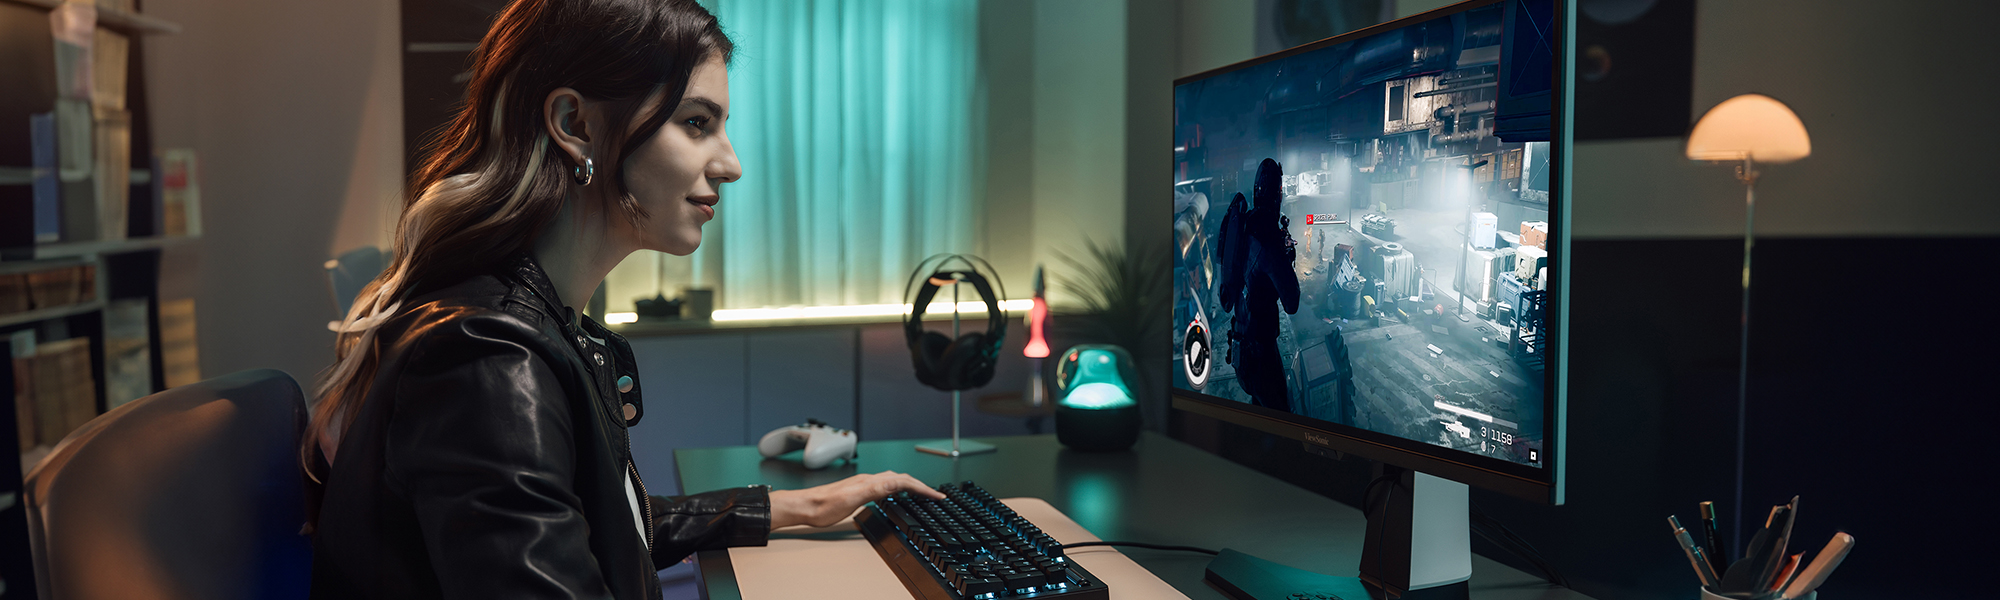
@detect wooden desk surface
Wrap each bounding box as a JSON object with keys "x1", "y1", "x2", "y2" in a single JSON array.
[{"x1": 676, "y1": 432, "x2": 1594, "y2": 600}]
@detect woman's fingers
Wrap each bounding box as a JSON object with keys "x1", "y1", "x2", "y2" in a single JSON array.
[{"x1": 876, "y1": 471, "x2": 943, "y2": 499}]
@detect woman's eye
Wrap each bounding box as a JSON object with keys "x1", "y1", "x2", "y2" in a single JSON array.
[{"x1": 685, "y1": 116, "x2": 710, "y2": 133}]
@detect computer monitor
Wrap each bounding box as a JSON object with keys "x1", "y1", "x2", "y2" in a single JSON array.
[{"x1": 1170, "y1": 0, "x2": 1570, "y2": 597}]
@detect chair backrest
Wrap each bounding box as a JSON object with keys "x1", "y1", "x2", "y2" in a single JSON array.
[
  {"x1": 23, "y1": 369, "x2": 312, "y2": 600},
  {"x1": 325, "y1": 246, "x2": 386, "y2": 319}
]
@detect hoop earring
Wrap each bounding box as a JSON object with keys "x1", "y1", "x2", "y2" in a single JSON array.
[{"x1": 573, "y1": 157, "x2": 594, "y2": 186}]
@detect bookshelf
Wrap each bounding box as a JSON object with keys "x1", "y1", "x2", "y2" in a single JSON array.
[{"x1": 0, "y1": 1, "x2": 186, "y2": 596}]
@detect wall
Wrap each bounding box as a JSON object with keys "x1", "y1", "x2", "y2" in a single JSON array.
[
  {"x1": 145, "y1": 0, "x2": 404, "y2": 384},
  {"x1": 1576, "y1": 0, "x2": 2000, "y2": 238}
]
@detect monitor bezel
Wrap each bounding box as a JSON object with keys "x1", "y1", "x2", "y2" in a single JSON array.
[{"x1": 1169, "y1": 0, "x2": 1572, "y2": 505}]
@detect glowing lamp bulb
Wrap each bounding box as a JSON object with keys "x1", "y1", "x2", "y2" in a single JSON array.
[{"x1": 1023, "y1": 297, "x2": 1050, "y2": 358}]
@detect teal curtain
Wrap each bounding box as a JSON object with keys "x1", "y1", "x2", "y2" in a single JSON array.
[{"x1": 697, "y1": 0, "x2": 985, "y2": 309}]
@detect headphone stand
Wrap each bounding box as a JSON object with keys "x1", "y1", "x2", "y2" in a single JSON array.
[{"x1": 916, "y1": 281, "x2": 998, "y2": 457}]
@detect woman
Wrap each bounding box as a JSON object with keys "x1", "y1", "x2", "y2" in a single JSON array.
[{"x1": 306, "y1": 1, "x2": 941, "y2": 598}]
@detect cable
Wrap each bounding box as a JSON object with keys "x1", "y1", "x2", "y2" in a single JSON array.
[
  {"x1": 1062, "y1": 541, "x2": 1219, "y2": 556},
  {"x1": 1468, "y1": 502, "x2": 1570, "y2": 589}
]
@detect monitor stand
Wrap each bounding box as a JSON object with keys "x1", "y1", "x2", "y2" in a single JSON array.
[{"x1": 1205, "y1": 464, "x2": 1471, "y2": 600}]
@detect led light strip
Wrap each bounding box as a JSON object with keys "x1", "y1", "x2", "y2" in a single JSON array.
[{"x1": 605, "y1": 299, "x2": 1033, "y2": 325}]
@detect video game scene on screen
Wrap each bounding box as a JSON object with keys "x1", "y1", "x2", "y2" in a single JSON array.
[{"x1": 1172, "y1": 1, "x2": 1554, "y2": 468}]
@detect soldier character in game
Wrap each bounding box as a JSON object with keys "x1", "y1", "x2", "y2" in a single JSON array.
[{"x1": 1216, "y1": 158, "x2": 1301, "y2": 412}]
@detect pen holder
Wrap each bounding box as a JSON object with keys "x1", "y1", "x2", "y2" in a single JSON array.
[{"x1": 1700, "y1": 587, "x2": 1813, "y2": 600}]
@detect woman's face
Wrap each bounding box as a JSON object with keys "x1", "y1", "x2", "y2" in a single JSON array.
[{"x1": 622, "y1": 56, "x2": 740, "y2": 255}]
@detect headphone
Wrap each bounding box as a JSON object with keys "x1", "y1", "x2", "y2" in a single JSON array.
[{"x1": 903, "y1": 255, "x2": 1008, "y2": 392}]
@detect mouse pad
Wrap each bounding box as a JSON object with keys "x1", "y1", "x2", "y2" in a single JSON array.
[{"x1": 728, "y1": 496, "x2": 1190, "y2": 600}]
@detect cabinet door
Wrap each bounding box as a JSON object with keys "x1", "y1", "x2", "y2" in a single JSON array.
[
  {"x1": 745, "y1": 330, "x2": 857, "y2": 438},
  {"x1": 858, "y1": 320, "x2": 1033, "y2": 441},
  {"x1": 628, "y1": 333, "x2": 746, "y2": 495}
]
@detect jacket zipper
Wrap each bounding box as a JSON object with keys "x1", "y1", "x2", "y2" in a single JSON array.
[
  {"x1": 629, "y1": 449, "x2": 655, "y2": 551},
  {"x1": 568, "y1": 311, "x2": 656, "y2": 555}
]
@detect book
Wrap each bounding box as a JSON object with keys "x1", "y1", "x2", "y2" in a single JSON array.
[
  {"x1": 56, "y1": 99, "x2": 98, "y2": 243},
  {"x1": 58, "y1": 337, "x2": 96, "y2": 440},
  {"x1": 93, "y1": 108, "x2": 129, "y2": 241},
  {"x1": 77, "y1": 263, "x2": 95, "y2": 303},
  {"x1": 31, "y1": 337, "x2": 93, "y2": 446},
  {"x1": 9, "y1": 331, "x2": 36, "y2": 452},
  {"x1": 91, "y1": 27, "x2": 127, "y2": 111},
  {"x1": 159, "y1": 148, "x2": 200, "y2": 237},
  {"x1": 0, "y1": 273, "x2": 28, "y2": 315},
  {"x1": 49, "y1": 2, "x2": 95, "y2": 101},
  {"x1": 103, "y1": 298, "x2": 150, "y2": 409},
  {"x1": 159, "y1": 298, "x2": 200, "y2": 388},
  {"x1": 25, "y1": 266, "x2": 78, "y2": 309},
  {"x1": 23, "y1": 264, "x2": 91, "y2": 309},
  {"x1": 31, "y1": 112, "x2": 61, "y2": 243}
]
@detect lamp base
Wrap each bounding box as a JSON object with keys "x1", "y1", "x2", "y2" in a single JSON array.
[
  {"x1": 915, "y1": 439, "x2": 997, "y2": 457},
  {"x1": 1055, "y1": 403, "x2": 1141, "y2": 452}
]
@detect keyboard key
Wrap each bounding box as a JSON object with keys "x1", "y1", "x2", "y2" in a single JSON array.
[
  {"x1": 964, "y1": 578, "x2": 1003, "y2": 596},
  {"x1": 1003, "y1": 571, "x2": 1039, "y2": 590}
]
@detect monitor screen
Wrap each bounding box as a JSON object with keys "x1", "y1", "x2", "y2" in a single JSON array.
[{"x1": 1172, "y1": 0, "x2": 1564, "y2": 492}]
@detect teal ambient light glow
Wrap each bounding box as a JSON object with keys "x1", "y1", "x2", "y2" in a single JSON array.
[
  {"x1": 1057, "y1": 350, "x2": 1136, "y2": 410},
  {"x1": 1062, "y1": 382, "x2": 1134, "y2": 410}
]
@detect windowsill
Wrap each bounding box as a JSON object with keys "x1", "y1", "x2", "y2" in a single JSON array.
[{"x1": 607, "y1": 299, "x2": 1035, "y2": 337}]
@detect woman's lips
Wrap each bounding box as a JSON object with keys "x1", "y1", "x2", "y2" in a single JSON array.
[{"x1": 688, "y1": 197, "x2": 716, "y2": 219}]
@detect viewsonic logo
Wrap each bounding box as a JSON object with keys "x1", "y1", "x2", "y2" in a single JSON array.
[{"x1": 1303, "y1": 432, "x2": 1331, "y2": 446}]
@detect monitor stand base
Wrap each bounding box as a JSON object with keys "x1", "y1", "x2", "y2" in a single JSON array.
[
  {"x1": 1206, "y1": 549, "x2": 1470, "y2": 600},
  {"x1": 1207, "y1": 464, "x2": 1473, "y2": 600}
]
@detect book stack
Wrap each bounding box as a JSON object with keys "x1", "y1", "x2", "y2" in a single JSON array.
[
  {"x1": 158, "y1": 148, "x2": 201, "y2": 237},
  {"x1": 12, "y1": 1, "x2": 139, "y2": 244},
  {"x1": 158, "y1": 297, "x2": 200, "y2": 388},
  {"x1": 103, "y1": 298, "x2": 151, "y2": 409},
  {"x1": 10, "y1": 334, "x2": 98, "y2": 457},
  {"x1": 1, "y1": 263, "x2": 96, "y2": 317},
  {"x1": 8, "y1": 332, "x2": 34, "y2": 454},
  {"x1": 0, "y1": 272, "x2": 28, "y2": 315}
]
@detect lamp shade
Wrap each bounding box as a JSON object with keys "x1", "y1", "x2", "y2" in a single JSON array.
[
  {"x1": 1053, "y1": 345, "x2": 1141, "y2": 451},
  {"x1": 1685, "y1": 94, "x2": 1812, "y2": 164}
]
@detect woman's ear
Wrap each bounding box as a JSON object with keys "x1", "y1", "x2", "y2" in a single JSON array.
[{"x1": 544, "y1": 87, "x2": 592, "y2": 167}]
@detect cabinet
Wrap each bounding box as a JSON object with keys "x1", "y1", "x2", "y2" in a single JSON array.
[{"x1": 623, "y1": 319, "x2": 1033, "y2": 495}]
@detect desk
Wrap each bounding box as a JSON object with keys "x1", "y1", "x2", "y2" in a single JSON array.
[{"x1": 677, "y1": 432, "x2": 1596, "y2": 600}]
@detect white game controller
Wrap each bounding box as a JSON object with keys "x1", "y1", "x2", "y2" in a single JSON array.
[{"x1": 757, "y1": 419, "x2": 858, "y2": 469}]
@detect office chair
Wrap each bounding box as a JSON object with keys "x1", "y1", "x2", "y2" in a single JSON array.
[
  {"x1": 23, "y1": 369, "x2": 312, "y2": 600},
  {"x1": 324, "y1": 246, "x2": 386, "y2": 324}
]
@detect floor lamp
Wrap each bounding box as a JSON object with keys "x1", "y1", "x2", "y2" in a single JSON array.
[{"x1": 1685, "y1": 94, "x2": 1811, "y2": 556}]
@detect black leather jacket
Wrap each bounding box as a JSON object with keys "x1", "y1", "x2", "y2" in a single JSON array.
[{"x1": 310, "y1": 255, "x2": 770, "y2": 600}]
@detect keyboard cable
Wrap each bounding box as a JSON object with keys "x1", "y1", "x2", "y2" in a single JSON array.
[{"x1": 1060, "y1": 541, "x2": 1219, "y2": 555}]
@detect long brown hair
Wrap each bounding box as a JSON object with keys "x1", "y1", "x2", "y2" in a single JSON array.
[{"x1": 307, "y1": 0, "x2": 733, "y2": 471}]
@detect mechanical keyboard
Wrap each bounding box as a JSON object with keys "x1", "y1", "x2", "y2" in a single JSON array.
[{"x1": 856, "y1": 481, "x2": 1110, "y2": 600}]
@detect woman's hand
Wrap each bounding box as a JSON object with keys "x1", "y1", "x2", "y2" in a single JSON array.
[{"x1": 770, "y1": 471, "x2": 944, "y2": 529}]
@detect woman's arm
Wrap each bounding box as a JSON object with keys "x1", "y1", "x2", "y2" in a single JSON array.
[
  {"x1": 385, "y1": 317, "x2": 611, "y2": 599},
  {"x1": 769, "y1": 471, "x2": 943, "y2": 528},
  {"x1": 646, "y1": 472, "x2": 942, "y2": 566},
  {"x1": 643, "y1": 485, "x2": 772, "y2": 567}
]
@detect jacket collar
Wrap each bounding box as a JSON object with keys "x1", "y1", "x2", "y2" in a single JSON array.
[
  {"x1": 506, "y1": 253, "x2": 644, "y2": 426},
  {"x1": 509, "y1": 253, "x2": 571, "y2": 323}
]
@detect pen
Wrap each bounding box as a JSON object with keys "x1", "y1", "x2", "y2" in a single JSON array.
[
  {"x1": 1691, "y1": 546, "x2": 1721, "y2": 589},
  {"x1": 1700, "y1": 501, "x2": 1725, "y2": 569},
  {"x1": 1782, "y1": 533, "x2": 1855, "y2": 600},
  {"x1": 1767, "y1": 553, "x2": 1802, "y2": 594},
  {"x1": 1669, "y1": 515, "x2": 1720, "y2": 587}
]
